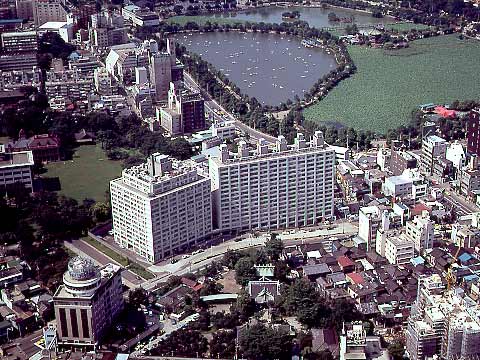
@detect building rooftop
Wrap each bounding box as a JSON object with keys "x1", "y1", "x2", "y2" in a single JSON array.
[
  {"x1": 39, "y1": 21, "x2": 70, "y2": 29},
  {"x1": 1, "y1": 31, "x2": 37, "y2": 37},
  {"x1": 0, "y1": 150, "x2": 34, "y2": 168}
]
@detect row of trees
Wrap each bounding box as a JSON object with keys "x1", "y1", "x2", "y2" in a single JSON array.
[
  {"x1": 0, "y1": 188, "x2": 110, "y2": 290},
  {"x1": 0, "y1": 93, "x2": 193, "y2": 168},
  {"x1": 386, "y1": 99, "x2": 477, "y2": 149},
  {"x1": 316, "y1": 0, "x2": 479, "y2": 27}
]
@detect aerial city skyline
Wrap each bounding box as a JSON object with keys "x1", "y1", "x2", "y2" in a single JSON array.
[{"x1": 0, "y1": 0, "x2": 480, "y2": 359}]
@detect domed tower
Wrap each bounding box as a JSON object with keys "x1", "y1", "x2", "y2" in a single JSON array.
[{"x1": 62, "y1": 257, "x2": 101, "y2": 297}]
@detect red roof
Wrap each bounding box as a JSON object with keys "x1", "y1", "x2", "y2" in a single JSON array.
[
  {"x1": 181, "y1": 277, "x2": 197, "y2": 289},
  {"x1": 337, "y1": 256, "x2": 354, "y2": 268},
  {"x1": 434, "y1": 106, "x2": 456, "y2": 119},
  {"x1": 411, "y1": 203, "x2": 431, "y2": 217},
  {"x1": 346, "y1": 272, "x2": 364, "y2": 284}
]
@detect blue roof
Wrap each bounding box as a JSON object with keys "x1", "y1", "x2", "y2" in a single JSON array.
[
  {"x1": 410, "y1": 256, "x2": 425, "y2": 266},
  {"x1": 463, "y1": 274, "x2": 478, "y2": 282},
  {"x1": 458, "y1": 253, "x2": 472, "y2": 263},
  {"x1": 0, "y1": 19, "x2": 23, "y2": 24}
]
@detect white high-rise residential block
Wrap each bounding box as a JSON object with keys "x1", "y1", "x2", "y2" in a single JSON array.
[
  {"x1": 110, "y1": 153, "x2": 212, "y2": 263},
  {"x1": 209, "y1": 132, "x2": 335, "y2": 232}
]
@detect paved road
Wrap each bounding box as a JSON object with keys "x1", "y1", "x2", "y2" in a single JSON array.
[
  {"x1": 67, "y1": 239, "x2": 144, "y2": 288},
  {"x1": 183, "y1": 72, "x2": 277, "y2": 144},
  {"x1": 142, "y1": 235, "x2": 268, "y2": 291}
]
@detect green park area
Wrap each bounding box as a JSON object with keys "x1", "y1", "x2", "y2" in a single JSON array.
[
  {"x1": 304, "y1": 34, "x2": 480, "y2": 134},
  {"x1": 44, "y1": 144, "x2": 122, "y2": 203}
]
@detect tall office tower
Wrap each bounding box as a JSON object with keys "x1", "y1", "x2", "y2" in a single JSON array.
[
  {"x1": 209, "y1": 132, "x2": 335, "y2": 232},
  {"x1": 89, "y1": 9, "x2": 127, "y2": 51},
  {"x1": 33, "y1": 0, "x2": 68, "y2": 26},
  {"x1": 53, "y1": 257, "x2": 123, "y2": 350},
  {"x1": 467, "y1": 109, "x2": 480, "y2": 156},
  {"x1": 149, "y1": 51, "x2": 172, "y2": 101},
  {"x1": 420, "y1": 135, "x2": 447, "y2": 176},
  {"x1": 15, "y1": 0, "x2": 34, "y2": 20},
  {"x1": 110, "y1": 153, "x2": 212, "y2": 263},
  {"x1": 159, "y1": 81, "x2": 206, "y2": 135}
]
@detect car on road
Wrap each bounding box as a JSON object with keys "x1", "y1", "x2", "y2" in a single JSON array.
[
  {"x1": 182, "y1": 254, "x2": 191, "y2": 259},
  {"x1": 192, "y1": 249, "x2": 204, "y2": 255},
  {"x1": 170, "y1": 258, "x2": 178, "y2": 264}
]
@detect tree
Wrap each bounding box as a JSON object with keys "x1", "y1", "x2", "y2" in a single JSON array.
[
  {"x1": 128, "y1": 288, "x2": 149, "y2": 308},
  {"x1": 265, "y1": 234, "x2": 283, "y2": 260},
  {"x1": 222, "y1": 250, "x2": 243, "y2": 269},
  {"x1": 280, "y1": 279, "x2": 330, "y2": 327},
  {"x1": 388, "y1": 340, "x2": 405, "y2": 360},
  {"x1": 199, "y1": 279, "x2": 224, "y2": 296},
  {"x1": 328, "y1": 12, "x2": 339, "y2": 22},
  {"x1": 38, "y1": 32, "x2": 75, "y2": 60},
  {"x1": 150, "y1": 329, "x2": 208, "y2": 357},
  {"x1": 235, "y1": 257, "x2": 257, "y2": 286},
  {"x1": 239, "y1": 323, "x2": 292, "y2": 360},
  {"x1": 210, "y1": 330, "x2": 236, "y2": 358},
  {"x1": 234, "y1": 291, "x2": 256, "y2": 320},
  {"x1": 345, "y1": 24, "x2": 359, "y2": 35}
]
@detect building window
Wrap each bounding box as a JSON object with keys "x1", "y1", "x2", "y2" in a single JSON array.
[
  {"x1": 59, "y1": 308, "x2": 68, "y2": 338},
  {"x1": 81, "y1": 309, "x2": 90, "y2": 338},
  {"x1": 70, "y1": 309, "x2": 79, "y2": 338}
]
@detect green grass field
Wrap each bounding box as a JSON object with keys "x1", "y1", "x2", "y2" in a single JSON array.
[
  {"x1": 44, "y1": 144, "x2": 122, "y2": 203},
  {"x1": 304, "y1": 34, "x2": 480, "y2": 133},
  {"x1": 385, "y1": 22, "x2": 432, "y2": 32}
]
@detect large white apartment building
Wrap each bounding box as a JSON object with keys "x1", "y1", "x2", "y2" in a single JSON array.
[
  {"x1": 209, "y1": 132, "x2": 335, "y2": 232},
  {"x1": 384, "y1": 232, "x2": 414, "y2": 265},
  {"x1": 110, "y1": 153, "x2": 212, "y2": 263}
]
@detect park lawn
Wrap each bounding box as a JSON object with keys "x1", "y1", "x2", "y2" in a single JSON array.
[
  {"x1": 304, "y1": 34, "x2": 480, "y2": 134},
  {"x1": 167, "y1": 15, "x2": 246, "y2": 25},
  {"x1": 44, "y1": 144, "x2": 122, "y2": 203},
  {"x1": 385, "y1": 22, "x2": 432, "y2": 32}
]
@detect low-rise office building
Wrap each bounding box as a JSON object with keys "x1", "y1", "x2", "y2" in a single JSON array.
[
  {"x1": 53, "y1": 257, "x2": 123, "y2": 350},
  {"x1": 406, "y1": 213, "x2": 434, "y2": 253},
  {"x1": 0, "y1": 146, "x2": 34, "y2": 192},
  {"x1": 1, "y1": 31, "x2": 37, "y2": 53}
]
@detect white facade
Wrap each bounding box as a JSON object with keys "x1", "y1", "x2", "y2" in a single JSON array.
[
  {"x1": 0, "y1": 148, "x2": 34, "y2": 191},
  {"x1": 421, "y1": 135, "x2": 447, "y2": 176},
  {"x1": 406, "y1": 213, "x2": 434, "y2": 253},
  {"x1": 209, "y1": 132, "x2": 335, "y2": 232},
  {"x1": 383, "y1": 175, "x2": 413, "y2": 199},
  {"x1": 211, "y1": 120, "x2": 236, "y2": 140},
  {"x1": 406, "y1": 275, "x2": 480, "y2": 360},
  {"x1": 38, "y1": 21, "x2": 73, "y2": 42},
  {"x1": 384, "y1": 233, "x2": 414, "y2": 265},
  {"x1": 358, "y1": 205, "x2": 382, "y2": 251},
  {"x1": 33, "y1": 0, "x2": 68, "y2": 26},
  {"x1": 446, "y1": 142, "x2": 466, "y2": 172},
  {"x1": 110, "y1": 154, "x2": 212, "y2": 263}
]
